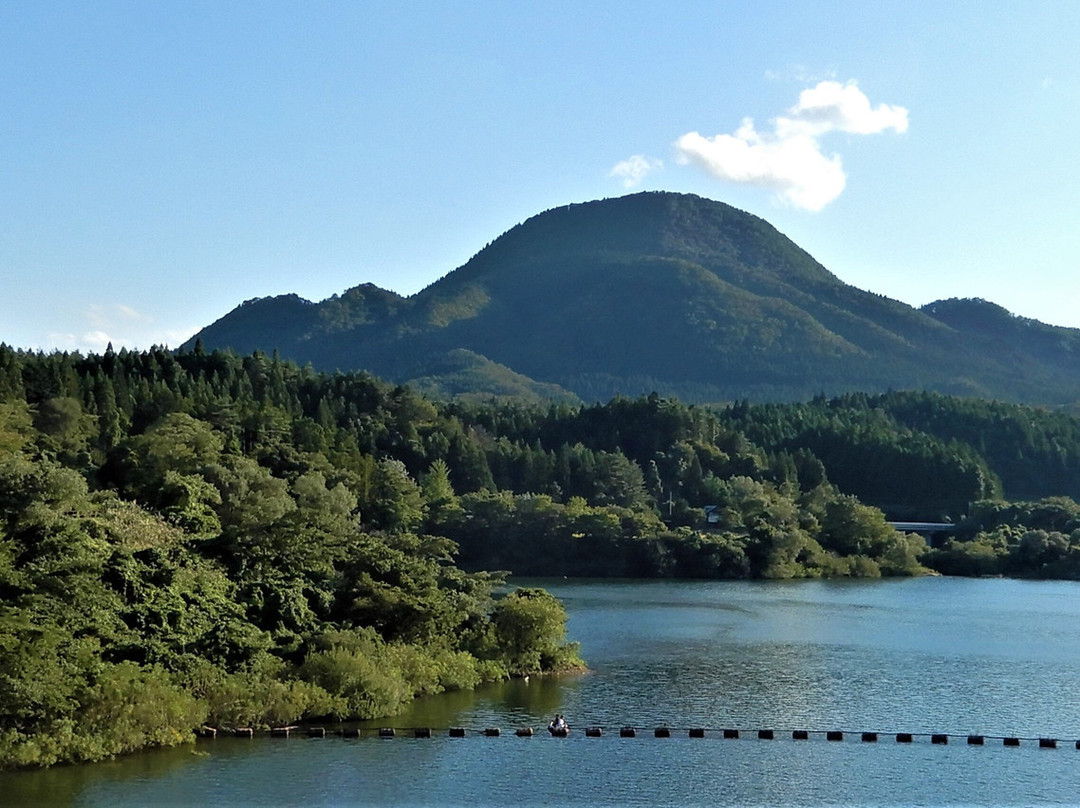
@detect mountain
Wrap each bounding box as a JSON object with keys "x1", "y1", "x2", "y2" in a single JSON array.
[{"x1": 186, "y1": 191, "x2": 1080, "y2": 405}]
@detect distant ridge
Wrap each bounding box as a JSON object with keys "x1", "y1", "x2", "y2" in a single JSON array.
[{"x1": 186, "y1": 192, "x2": 1080, "y2": 405}]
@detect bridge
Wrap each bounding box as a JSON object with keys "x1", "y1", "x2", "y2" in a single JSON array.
[{"x1": 887, "y1": 521, "x2": 959, "y2": 547}]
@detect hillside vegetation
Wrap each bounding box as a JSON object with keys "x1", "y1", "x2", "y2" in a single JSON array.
[
  {"x1": 5, "y1": 344, "x2": 1080, "y2": 767},
  {"x1": 0, "y1": 346, "x2": 583, "y2": 769},
  {"x1": 188, "y1": 192, "x2": 1080, "y2": 406}
]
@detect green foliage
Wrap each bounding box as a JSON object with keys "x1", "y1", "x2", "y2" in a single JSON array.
[
  {"x1": 297, "y1": 628, "x2": 484, "y2": 719},
  {"x1": 489, "y1": 588, "x2": 582, "y2": 675},
  {"x1": 723, "y1": 393, "x2": 1001, "y2": 519},
  {"x1": 926, "y1": 500, "x2": 1080, "y2": 579},
  {"x1": 198, "y1": 655, "x2": 334, "y2": 728},
  {"x1": 0, "y1": 402, "x2": 33, "y2": 454},
  {"x1": 0, "y1": 348, "x2": 585, "y2": 769},
  {"x1": 5, "y1": 342, "x2": 1080, "y2": 771},
  {"x1": 363, "y1": 459, "x2": 425, "y2": 533}
]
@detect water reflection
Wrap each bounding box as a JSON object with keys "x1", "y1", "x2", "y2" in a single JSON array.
[
  {"x1": 8, "y1": 576, "x2": 1080, "y2": 806},
  {"x1": 5, "y1": 743, "x2": 205, "y2": 807},
  {"x1": 369, "y1": 674, "x2": 572, "y2": 732}
]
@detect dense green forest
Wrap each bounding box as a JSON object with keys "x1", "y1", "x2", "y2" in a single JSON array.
[
  {"x1": 0, "y1": 345, "x2": 586, "y2": 769},
  {"x1": 5, "y1": 344, "x2": 1080, "y2": 768}
]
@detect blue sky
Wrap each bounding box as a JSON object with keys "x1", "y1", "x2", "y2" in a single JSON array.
[{"x1": 3, "y1": 1, "x2": 1079, "y2": 352}]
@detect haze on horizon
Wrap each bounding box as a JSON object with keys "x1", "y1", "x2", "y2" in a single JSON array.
[{"x1": 2, "y1": 1, "x2": 1079, "y2": 353}]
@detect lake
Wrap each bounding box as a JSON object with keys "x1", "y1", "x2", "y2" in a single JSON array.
[{"x1": 7, "y1": 576, "x2": 1080, "y2": 806}]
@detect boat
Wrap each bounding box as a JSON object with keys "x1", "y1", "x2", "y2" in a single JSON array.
[{"x1": 548, "y1": 718, "x2": 570, "y2": 736}]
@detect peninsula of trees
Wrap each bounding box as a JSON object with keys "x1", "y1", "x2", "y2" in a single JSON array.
[
  {"x1": 4, "y1": 344, "x2": 1080, "y2": 767},
  {"x1": 0, "y1": 346, "x2": 585, "y2": 769}
]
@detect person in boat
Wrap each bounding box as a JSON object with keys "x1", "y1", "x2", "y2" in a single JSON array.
[{"x1": 549, "y1": 714, "x2": 568, "y2": 733}]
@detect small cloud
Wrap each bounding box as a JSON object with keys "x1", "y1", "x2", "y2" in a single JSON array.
[
  {"x1": 115, "y1": 303, "x2": 151, "y2": 321},
  {"x1": 676, "y1": 123, "x2": 845, "y2": 212},
  {"x1": 82, "y1": 331, "x2": 114, "y2": 353},
  {"x1": 765, "y1": 65, "x2": 838, "y2": 85},
  {"x1": 161, "y1": 327, "x2": 200, "y2": 347},
  {"x1": 39, "y1": 304, "x2": 186, "y2": 354},
  {"x1": 45, "y1": 332, "x2": 81, "y2": 352},
  {"x1": 674, "y1": 80, "x2": 908, "y2": 211},
  {"x1": 780, "y1": 80, "x2": 908, "y2": 137},
  {"x1": 87, "y1": 303, "x2": 152, "y2": 329},
  {"x1": 44, "y1": 329, "x2": 116, "y2": 354},
  {"x1": 609, "y1": 154, "x2": 663, "y2": 188}
]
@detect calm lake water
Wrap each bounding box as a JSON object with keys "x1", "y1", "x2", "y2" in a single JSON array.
[{"x1": 8, "y1": 576, "x2": 1080, "y2": 806}]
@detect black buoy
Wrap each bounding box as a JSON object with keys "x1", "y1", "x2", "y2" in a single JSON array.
[
  {"x1": 861, "y1": 732, "x2": 878, "y2": 743},
  {"x1": 1004, "y1": 737, "x2": 1020, "y2": 747},
  {"x1": 827, "y1": 731, "x2": 843, "y2": 742},
  {"x1": 792, "y1": 730, "x2": 809, "y2": 740},
  {"x1": 620, "y1": 726, "x2": 637, "y2": 738},
  {"x1": 378, "y1": 728, "x2": 395, "y2": 739},
  {"x1": 586, "y1": 727, "x2": 603, "y2": 737},
  {"x1": 931, "y1": 734, "x2": 948, "y2": 745},
  {"x1": 896, "y1": 733, "x2": 913, "y2": 743},
  {"x1": 414, "y1": 728, "x2": 432, "y2": 739},
  {"x1": 515, "y1": 727, "x2": 534, "y2": 737},
  {"x1": 653, "y1": 727, "x2": 670, "y2": 738},
  {"x1": 689, "y1": 728, "x2": 705, "y2": 738},
  {"x1": 484, "y1": 728, "x2": 501, "y2": 737},
  {"x1": 449, "y1": 727, "x2": 466, "y2": 737},
  {"x1": 723, "y1": 729, "x2": 739, "y2": 739},
  {"x1": 1039, "y1": 738, "x2": 1057, "y2": 749},
  {"x1": 967, "y1": 735, "x2": 984, "y2": 745},
  {"x1": 307, "y1": 727, "x2": 326, "y2": 738},
  {"x1": 758, "y1": 729, "x2": 774, "y2": 740}
]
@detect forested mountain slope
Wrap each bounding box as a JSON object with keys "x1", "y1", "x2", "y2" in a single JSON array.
[{"x1": 187, "y1": 192, "x2": 1080, "y2": 405}]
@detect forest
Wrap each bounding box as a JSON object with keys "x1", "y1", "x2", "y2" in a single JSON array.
[
  {"x1": 4, "y1": 343, "x2": 1080, "y2": 768},
  {"x1": 0, "y1": 345, "x2": 587, "y2": 769}
]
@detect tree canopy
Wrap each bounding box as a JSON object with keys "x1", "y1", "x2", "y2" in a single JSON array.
[{"x1": 4, "y1": 344, "x2": 1080, "y2": 768}]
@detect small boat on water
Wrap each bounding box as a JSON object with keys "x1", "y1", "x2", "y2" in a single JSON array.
[{"x1": 548, "y1": 715, "x2": 570, "y2": 736}]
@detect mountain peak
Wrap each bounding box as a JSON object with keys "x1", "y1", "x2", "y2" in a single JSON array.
[
  {"x1": 439, "y1": 191, "x2": 838, "y2": 293},
  {"x1": 186, "y1": 193, "x2": 1080, "y2": 405}
]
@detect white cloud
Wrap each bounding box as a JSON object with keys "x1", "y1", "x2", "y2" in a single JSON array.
[
  {"x1": 674, "y1": 80, "x2": 908, "y2": 211},
  {"x1": 780, "y1": 80, "x2": 908, "y2": 137},
  {"x1": 40, "y1": 304, "x2": 191, "y2": 354},
  {"x1": 609, "y1": 154, "x2": 663, "y2": 188},
  {"x1": 161, "y1": 327, "x2": 200, "y2": 347},
  {"x1": 81, "y1": 330, "x2": 114, "y2": 353},
  {"x1": 87, "y1": 303, "x2": 152, "y2": 329},
  {"x1": 45, "y1": 328, "x2": 120, "y2": 354},
  {"x1": 765, "y1": 65, "x2": 837, "y2": 86},
  {"x1": 45, "y1": 332, "x2": 81, "y2": 352},
  {"x1": 676, "y1": 123, "x2": 846, "y2": 212}
]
